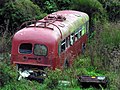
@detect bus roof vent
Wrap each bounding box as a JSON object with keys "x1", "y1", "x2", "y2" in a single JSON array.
[
  {"x1": 44, "y1": 14, "x2": 66, "y2": 22},
  {"x1": 74, "y1": 14, "x2": 81, "y2": 17},
  {"x1": 58, "y1": 23, "x2": 65, "y2": 27}
]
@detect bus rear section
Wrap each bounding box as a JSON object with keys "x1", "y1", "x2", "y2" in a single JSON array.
[{"x1": 11, "y1": 27, "x2": 59, "y2": 80}]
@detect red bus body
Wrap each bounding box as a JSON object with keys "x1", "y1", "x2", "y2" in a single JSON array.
[{"x1": 11, "y1": 10, "x2": 89, "y2": 71}]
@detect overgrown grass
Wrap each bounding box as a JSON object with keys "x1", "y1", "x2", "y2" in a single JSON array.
[
  {"x1": 101, "y1": 23, "x2": 120, "y2": 47},
  {"x1": 40, "y1": 56, "x2": 108, "y2": 90},
  {"x1": 0, "y1": 51, "x2": 119, "y2": 90},
  {"x1": 0, "y1": 55, "x2": 107, "y2": 90},
  {"x1": 0, "y1": 61, "x2": 45, "y2": 90}
]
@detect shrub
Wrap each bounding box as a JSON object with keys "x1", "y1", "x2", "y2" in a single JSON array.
[
  {"x1": 0, "y1": 0, "x2": 47, "y2": 34},
  {"x1": 44, "y1": 0, "x2": 58, "y2": 13},
  {"x1": 0, "y1": 61, "x2": 44, "y2": 90},
  {"x1": 101, "y1": 23, "x2": 120, "y2": 47},
  {"x1": 54, "y1": 0, "x2": 71, "y2": 10},
  {"x1": 0, "y1": 62, "x2": 16, "y2": 87},
  {"x1": 31, "y1": 0, "x2": 72, "y2": 14},
  {"x1": 71, "y1": 0, "x2": 105, "y2": 19},
  {"x1": 98, "y1": 0, "x2": 120, "y2": 22}
]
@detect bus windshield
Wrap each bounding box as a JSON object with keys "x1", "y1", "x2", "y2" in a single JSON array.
[{"x1": 34, "y1": 44, "x2": 47, "y2": 56}]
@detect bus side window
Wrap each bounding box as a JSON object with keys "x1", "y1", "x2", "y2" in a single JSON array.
[
  {"x1": 79, "y1": 27, "x2": 82, "y2": 38},
  {"x1": 78, "y1": 30, "x2": 80, "y2": 39},
  {"x1": 61, "y1": 39, "x2": 66, "y2": 52},
  {"x1": 70, "y1": 33, "x2": 74, "y2": 46},
  {"x1": 80, "y1": 30, "x2": 82, "y2": 37},
  {"x1": 82, "y1": 25, "x2": 85, "y2": 36},
  {"x1": 66, "y1": 37, "x2": 70, "y2": 48},
  {"x1": 75, "y1": 31, "x2": 79, "y2": 41}
]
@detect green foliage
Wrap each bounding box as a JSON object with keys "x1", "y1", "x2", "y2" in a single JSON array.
[
  {"x1": 0, "y1": 62, "x2": 16, "y2": 87},
  {"x1": 103, "y1": 71, "x2": 120, "y2": 90},
  {"x1": 44, "y1": 68, "x2": 77, "y2": 90},
  {"x1": 43, "y1": 56, "x2": 107, "y2": 90},
  {"x1": 0, "y1": 55, "x2": 116, "y2": 90},
  {"x1": 31, "y1": 0, "x2": 72, "y2": 14},
  {"x1": 73, "y1": 56, "x2": 105, "y2": 76},
  {"x1": 71, "y1": 0, "x2": 104, "y2": 12},
  {"x1": 0, "y1": 79, "x2": 44, "y2": 90},
  {"x1": 98, "y1": 0, "x2": 120, "y2": 22},
  {"x1": 55, "y1": 0, "x2": 71, "y2": 10},
  {"x1": 44, "y1": 69, "x2": 61, "y2": 89},
  {"x1": 0, "y1": 35, "x2": 12, "y2": 53},
  {"x1": 0, "y1": 0, "x2": 12, "y2": 8},
  {"x1": 0, "y1": 62, "x2": 45, "y2": 90},
  {"x1": 44, "y1": 0, "x2": 58, "y2": 13},
  {"x1": 0, "y1": 0, "x2": 47, "y2": 33},
  {"x1": 101, "y1": 23, "x2": 120, "y2": 47}
]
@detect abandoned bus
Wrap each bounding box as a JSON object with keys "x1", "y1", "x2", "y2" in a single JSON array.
[{"x1": 11, "y1": 10, "x2": 89, "y2": 79}]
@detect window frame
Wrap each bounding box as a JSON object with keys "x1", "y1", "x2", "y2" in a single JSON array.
[
  {"x1": 66, "y1": 36, "x2": 70, "y2": 48},
  {"x1": 33, "y1": 44, "x2": 48, "y2": 56},
  {"x1": 70, "y1": 33, "x2": 75, "y2": 46},
  {"x1": 75, "y1": 30, "x2": 80, "y2": 41},
  {"x1": 78, "y1": 26, "x2": 82, "y2": 38},
  {"x1": 19, "y1": 43, "x2": 32, "y2": 54},
  {"x1": 61, "y1": 39, "x2": 66, "y2": 52}
]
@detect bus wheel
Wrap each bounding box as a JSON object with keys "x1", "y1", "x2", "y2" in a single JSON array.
[{"x1": 64, "y1": 60, "x2": 69, "y2": 69}]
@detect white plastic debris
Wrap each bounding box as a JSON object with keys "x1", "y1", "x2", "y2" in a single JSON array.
[
  {"x1": 43, "y1": 74, "x2": 47, "y2": 77},
  {"x1": 97, "y1": 76, "x2": 105, "y2": 80},
  {"x1": 18, "y1": 70, "x2": 33, "y2": 80},
  {"x1": 58, "y1": 80, "x2": 71, "y2": 86}
]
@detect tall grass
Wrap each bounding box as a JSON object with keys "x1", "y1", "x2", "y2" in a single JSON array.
[
  {"x1": 0, "y1": 56, "x2": 107, "y2": 90},
  {"x1": 42, "y1": 56, "x2": 107, "y2": 90},
  {"x1": 89, "y1": 22, "x2": 120, "y2": 89},
  {"x1": 101, "y1": 23, "x2": 120, "y2": 47}
]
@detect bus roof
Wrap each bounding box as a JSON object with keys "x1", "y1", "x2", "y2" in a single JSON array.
[
  {"x1": 54, "y1": 10, "x2": 89, "y2": 38},
  {"x1": 13, "y1": 10, "x2": 89, "y2": 43}
]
